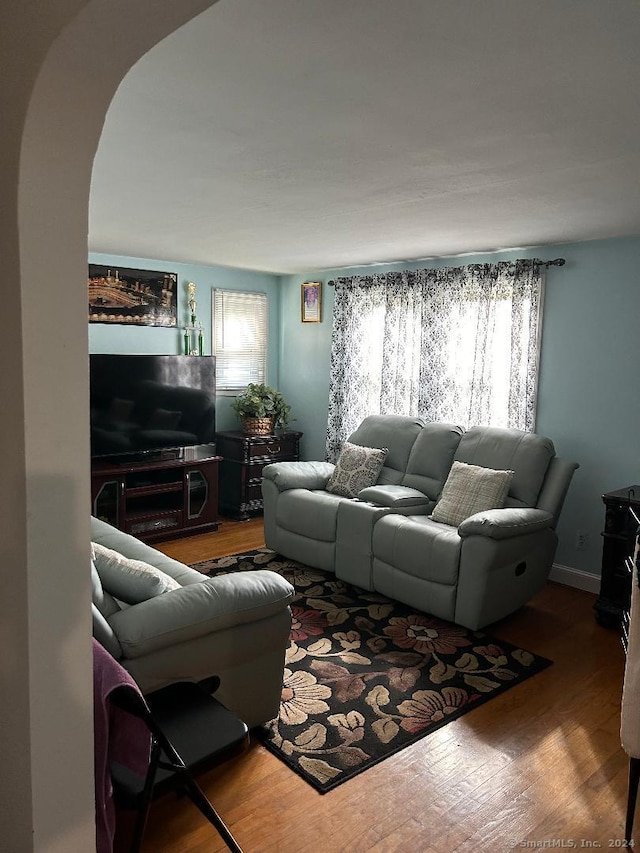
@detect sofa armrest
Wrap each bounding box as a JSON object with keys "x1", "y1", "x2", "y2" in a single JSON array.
[
  {"x1": 262, "y1": 460, "x2": 334, "y2": 492},
  {"x1": 108, "y1": 570, "x2": 294, "y2": 658},
  {"x1": 536, "y1": 457, "x2": 580, "y2": 528},
  {"x1": 458, "y1": 507, "x2": 554, "y2": 540}
]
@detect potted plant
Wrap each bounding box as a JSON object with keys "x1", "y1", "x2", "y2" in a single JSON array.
[{"x1": 230, "y1": 383, "x2": 292, "y2": 435}]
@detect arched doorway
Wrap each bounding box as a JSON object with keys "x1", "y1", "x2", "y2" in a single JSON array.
[{"x1": 0, "y1": 2, "x2": 216, "y2": 849}]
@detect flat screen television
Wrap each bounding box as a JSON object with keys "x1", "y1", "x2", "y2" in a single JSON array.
[{"x1": 89, "y1": 354, "x2": 216, "y2": 462}]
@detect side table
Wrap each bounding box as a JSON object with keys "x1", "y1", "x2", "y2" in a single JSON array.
[
  {"x1": 595, "y1": 486, "x2": 640, "y2": 629},
  {"x1": 216, "y1": 430, "x2": 303, "y2": 520}
]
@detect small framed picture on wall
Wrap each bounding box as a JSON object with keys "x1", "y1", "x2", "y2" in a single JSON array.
[{"x1": 301, "y1": 281, "x2": 322, "y2": 323}]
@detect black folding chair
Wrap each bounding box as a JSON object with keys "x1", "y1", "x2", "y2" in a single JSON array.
[{"x1": 109, "y1": 678, "x2": 249, "y2": 853}]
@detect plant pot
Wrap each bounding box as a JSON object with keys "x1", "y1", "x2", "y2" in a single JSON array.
[{"x1": 242, "y1": 416, "x2": 275, "y2": 436}]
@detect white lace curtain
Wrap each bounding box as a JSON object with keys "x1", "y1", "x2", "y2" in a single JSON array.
[{"x1": 326, "y1": 260, "x2": 546, "y2": 461}]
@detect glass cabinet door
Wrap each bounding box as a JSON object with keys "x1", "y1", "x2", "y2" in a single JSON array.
[
  {"x1": 93, "y1": 480, "x2": 120, "y2": 526},
  {"x1": 186, "y1": 470, "x2": 208, "y2": 519}
]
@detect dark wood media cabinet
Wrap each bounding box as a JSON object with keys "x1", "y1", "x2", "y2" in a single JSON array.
[
  {"x1": 91, "y1": 447, "x2": 221, "y2": 543},
  {"x1": 216, "y1": 430, "x2": 302, "y2": 520}
]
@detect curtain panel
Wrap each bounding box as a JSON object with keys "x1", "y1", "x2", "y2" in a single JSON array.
[{"x1": 326, "y1": 260, "x2": 545, "y2": 461}]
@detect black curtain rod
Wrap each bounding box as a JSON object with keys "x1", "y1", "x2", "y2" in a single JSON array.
[{"x1": 327, "y1": 257, "x2": 565, "y2": 286}]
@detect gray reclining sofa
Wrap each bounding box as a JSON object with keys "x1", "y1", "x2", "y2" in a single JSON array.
[
  {"x1": 91, "y1": 516, "x2": 294, "y2": 728},
  {"x1": 262, "y1": 415, "x2": 578, "y2": 630}
]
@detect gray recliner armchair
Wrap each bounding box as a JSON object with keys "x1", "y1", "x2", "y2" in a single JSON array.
[
  {"x1": 262, "y1": 415, "x2": 578, "y2": 630},
  {"x1": 90, "y1": 516, "x2": 294, "y2": 728}
]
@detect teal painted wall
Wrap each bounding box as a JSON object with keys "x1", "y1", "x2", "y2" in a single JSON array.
[
  {"x1": 278, "y1": 235, "x2": 640, "y2": 578},
  {"x1": 90, "y1": 239, "x2": 640, "y2": 578},
  {"x1": 89, "y1": 252, "x2": 280, "y2": 431}
]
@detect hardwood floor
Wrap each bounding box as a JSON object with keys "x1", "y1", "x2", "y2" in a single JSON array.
[
  {"x1": 156, "y1": 516, "x2": 267, "y2": 564},
  {"x1": 135, "y1": 519, "x2": 631, "y2": 852}
]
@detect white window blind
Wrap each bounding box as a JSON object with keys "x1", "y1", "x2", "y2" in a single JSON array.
[{"x1": 212, "y1": 289, "x2": 268, "y2": 390}]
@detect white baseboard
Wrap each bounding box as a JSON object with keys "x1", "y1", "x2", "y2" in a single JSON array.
[{"x1": 549, "y1": 562, "x2": 600, "y2": 594}]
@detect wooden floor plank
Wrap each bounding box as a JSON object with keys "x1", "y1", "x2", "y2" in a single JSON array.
[
  {"x1": 157, "y1": 516, "x2": 266, "y2": 564},
  {"x1": 126, "y1": 518, "x2": 633, "y2": 853}
]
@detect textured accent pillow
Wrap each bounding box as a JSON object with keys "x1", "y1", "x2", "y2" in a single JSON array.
[
  {"x1": 326, "y1": 441, "x2": 388, "y2": 498},
  {"x1": 431, "y1": 461, "x2": 514, "y2": 527},
  {"x1": 91, "y1": 541, "x2": 181, "y2": 604}
]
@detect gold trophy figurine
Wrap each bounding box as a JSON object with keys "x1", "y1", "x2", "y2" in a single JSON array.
[
  {"x1": 188, "y1": 281, "x2": 197, "y2": 326},
  {"x1": 184, "y1": 281, "x2": 203, "y2": 355}
]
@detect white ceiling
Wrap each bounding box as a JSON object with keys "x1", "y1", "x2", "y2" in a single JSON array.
[{"x1": 89, "y1": 0, "x2": 640, "y2": 274}]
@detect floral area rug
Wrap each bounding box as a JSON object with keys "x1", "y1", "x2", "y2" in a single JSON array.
[{"x1": 195, "y1": 550, "x2": 552, "y2": 794}]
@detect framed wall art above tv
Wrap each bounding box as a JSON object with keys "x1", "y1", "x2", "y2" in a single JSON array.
[{"x1": 88, "y1": 264, "x2": 178, "y2": 326}]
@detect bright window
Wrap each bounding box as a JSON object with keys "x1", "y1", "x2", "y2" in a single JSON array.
[
  {"x1": 212, "y1": 289, "x2": 268, "y2": 390},
  {"x1": 326, "y1": 262, "x2": 545, "y2": 461}
]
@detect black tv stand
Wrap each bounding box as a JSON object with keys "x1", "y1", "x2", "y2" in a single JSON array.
[{"x1": 91, "y1": 450, "x2": 222, "y2": 543}]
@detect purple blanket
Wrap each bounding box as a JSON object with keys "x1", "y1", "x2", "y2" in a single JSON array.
[{"x1": 93, "y1": 639, "x2": 150, "y2": 853}]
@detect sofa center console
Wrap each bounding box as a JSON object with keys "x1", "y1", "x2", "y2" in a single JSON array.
[{"x1": 91, "y1": 446, "x2": 221, "y2": 543}]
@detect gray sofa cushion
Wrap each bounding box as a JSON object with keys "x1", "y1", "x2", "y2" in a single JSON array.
[
  {"x1": 454, "y1": 426, "x2": 555, "y2": 508},
  {"x1": 348, "y1": 415, "x2": 425, "y2": 485},
  {"x1": 402, "y1": 422, "x2": 464, "y2": 500},
  {"x1": 373, "y1": 514, "x2": 462, "y2": 585},
  {"x1": 276, "y1": 488, "x2": 345, "y2": 542}
]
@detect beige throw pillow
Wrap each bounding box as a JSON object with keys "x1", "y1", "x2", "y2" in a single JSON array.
[
  {"x1": 326, "y1": 441, "x2": 388, "y2": 498},
  {"x1": 432, "y1": 461, "x2": 514, "y2": 527},
  {"x1": 91, "y1": 541, "x2": 181, "y2": 604}
]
